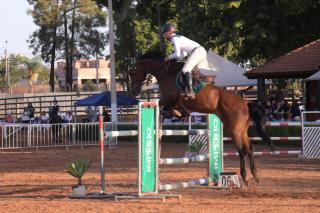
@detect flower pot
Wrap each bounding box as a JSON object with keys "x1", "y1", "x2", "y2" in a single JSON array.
[
  {"x1": 72, "y1": 185, "x2": 87, "y2": 197},
  {"x1": 185, "y1": 151, "x2": 198, "y2": 158}
]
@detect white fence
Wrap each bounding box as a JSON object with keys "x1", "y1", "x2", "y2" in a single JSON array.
[
  {"x1": 0, "y1": 122, "x2": 126, "y2": 149},
  {"x1": 301, "y1": 111, "x2": 320, "y2": 158}
]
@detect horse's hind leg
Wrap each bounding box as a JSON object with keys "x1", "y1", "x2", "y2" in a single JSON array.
[
  {"x1": 247, "y1": 143, "x2": 260, "y2": 183},
  {"x1": 238, "y1": 147, "x2": 248, "y2": 185},
  {"x1": 242, "y1": 131, "x2": 260, "y2": 183},
  {"x1": 232, "y1": 132, "x2": 248, "y2": 185},
  {"x1": 254, "y1": 112, "x2": 275, "y2": 152}
]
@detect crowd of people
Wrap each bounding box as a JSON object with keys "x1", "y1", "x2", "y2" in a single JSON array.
[
  {"x1": 1, "y1": 101, "x2": 112, "y2": 124},
  {"x1": 2, "y1": 101, "x2": 74, "y2": 124},
  {"x1": 265, "y1": 98, "x2": 303, "y2": 121},
  {"x1": 83, "y1": 106, "x2": 110, "y2": 123},
  {"x1": 1, "y1": 98, "x2": 302, "y2": 124}
]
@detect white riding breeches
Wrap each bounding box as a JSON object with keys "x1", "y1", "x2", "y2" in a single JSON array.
[{"x1": 182, "y1": 46, "x2": 207, "y2": 74}]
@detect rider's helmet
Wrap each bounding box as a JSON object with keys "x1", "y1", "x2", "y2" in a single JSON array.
[{"x1": 161, "y1": 23, "x2": 177, "y2": 37}]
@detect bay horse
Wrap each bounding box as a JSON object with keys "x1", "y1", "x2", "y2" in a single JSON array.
[{"x1": 130, "y1": 51, "x2": 274, "y2": 185}]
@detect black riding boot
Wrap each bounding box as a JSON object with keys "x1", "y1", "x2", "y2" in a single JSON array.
[{"x1": 184, "y1": 72, "x2": 195, "y2": 98}]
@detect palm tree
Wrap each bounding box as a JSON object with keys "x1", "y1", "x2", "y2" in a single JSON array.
[{"x1": 24, "y1": 59, "x2": 41, "y2": 93}]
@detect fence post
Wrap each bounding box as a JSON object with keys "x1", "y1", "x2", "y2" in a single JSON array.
[
  {"x1": 4, "y1": 99, "x2": 7, "y2": 118},
  {"x1": 28, "y1": 124, "x2": 31, "y2": 147},
  {"x1": 39, "y1": 97, "x2": 42, "y2": 115},
  {"x1": 72, "y1": 123, "x2": 76, "y2": 145}
]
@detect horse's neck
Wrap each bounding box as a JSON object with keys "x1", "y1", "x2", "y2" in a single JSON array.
[{"x1": 154, "y1": 62, "x2": 182, "y2": 82}]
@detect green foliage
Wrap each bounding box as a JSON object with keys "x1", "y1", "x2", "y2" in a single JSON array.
[
  {"x1": 91, "y1": 0, "x2": 320, "y2": 92},
  {"x1": 28, "y1": 0, "x2": 107, "y2": 91},
  {"x1": 0, "y1": 54, "x2": 49, "y2": 88},
  {"x1": 83, "y1": 80, "x2": 97, "y2": 91},
  {"x1": 66, "y1": 159, "x2": 91, "y2": 186},
  {"x1": 187, "y1": 141, "x2": 204, "y2": 153}
]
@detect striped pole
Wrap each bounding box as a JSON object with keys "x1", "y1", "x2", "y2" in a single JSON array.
[
  {"x1": 265, "y1": 122, "x2": 301, "y2": 126},
  {"x1": 223, "y1": 150, "x2": 302, "y2": 157},
  {"x1": 159, "y1": 178, "x2": 209, "y2": 191},
  {"x1": 159, "y1": 154, "x2": 208, "y2": 165},
  {"x1": 224, "y1": 136, "x2": 302, "y2": 141},
  {"x1": 99, "y1": 106, "x2": 106, "y2": 194}
]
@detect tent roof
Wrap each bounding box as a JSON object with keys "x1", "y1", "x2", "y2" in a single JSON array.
[
  {"x1": 75, "y1": 91, "x2": 138, "y2": 107},
  {"x1": 198, "y1": 49, "x2": 258, "y2": 87},
  {"x1": 304, "y1": 70, "x2": 320, "y2": 81}
]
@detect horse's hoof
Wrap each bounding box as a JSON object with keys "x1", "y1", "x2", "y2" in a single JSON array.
[
  {"x1": 172, "y1": 109, "x2": 182, "y2": 117},
  {"x1": 243, "y1": 179, "x2": 249, "y2": 186},
  {"x1": 253, "y1": 175, "x2": 260, "y2": 183},
  {"x1": 270, "y1": 145, "x2": 275, "y2": 153}
]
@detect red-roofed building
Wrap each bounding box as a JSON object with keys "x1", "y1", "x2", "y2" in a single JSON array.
[{"x1": 245, "y1": 39, "x2": 320, "y2": 111}]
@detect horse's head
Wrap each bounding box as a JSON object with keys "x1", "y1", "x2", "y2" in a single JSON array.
[
  {"x1": 129, "y1": 65, "x2": 147, "y2": 96},
  {"x1": 130, "y1": 51, "x2": 167, "y2": 95}
]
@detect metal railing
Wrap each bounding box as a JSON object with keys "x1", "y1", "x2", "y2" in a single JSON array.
[{"x1": 0, "y1": 122, "x2": 131, "y2": 150}]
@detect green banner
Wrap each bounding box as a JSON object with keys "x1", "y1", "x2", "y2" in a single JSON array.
[
  {"x1": 209, "y1": 114, "x2": 222, "y2": 183},
  {"x1": 141, "y1": 107, "x2": 156, "y2": 193}
]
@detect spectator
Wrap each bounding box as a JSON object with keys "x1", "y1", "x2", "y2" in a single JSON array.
[
  {"x1": 282, "y1": 100, "x2": 290, "y2": 121},
  {"x1": 5, "y1": 112, "x2": 15, "y2": 123},
  {"x1": 26, "y1": 102, "x2": 35, "y2": 119},
  {"x1": 40, "y1": 111, "x2": 49, "y2": 124},
  {"x1": 52, "y1": 100, "x2": 60, "y2": 115},
  {"x1": 103, "y1": 107, "x2": 110, "y2": 122},
  {"x1": 266, "y1": 100, "x2": 274, "y2": 121},
  {"x1": 268, "y1": 99, "x2": 278, "y2": 121},
  {"x1": 63, "y1": 111, "x2": 73, "y2": 123},
  {"x1": 21, "y1": 111, "x2": 30, "y2": 123},
  {"x1": 274, "y1": 100, "x2": 284, "y2": 121},
  {"x1": 291, "y1": 100, "x2": 301, "y2": 121},
  {"x1": 86, "y1": 106, "x2": 95, "y2": 122}
]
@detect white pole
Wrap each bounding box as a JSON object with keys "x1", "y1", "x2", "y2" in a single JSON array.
[
  {"x1": 96, "y1": 53, "x2": 99, "y2": 87},
  {"x1": 108, "y1": 0, "x2": 117, "y2": 125},
  {"x1": 5, "y1": 40, "x2": 11, "y2": 93}
]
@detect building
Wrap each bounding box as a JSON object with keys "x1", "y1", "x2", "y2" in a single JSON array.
[
  {"x1": 245, "y1": 39, "x2": 320, "y2": 111},
  {"x1": 56, "y1": 59, "x2": 110, "y2": 90}
]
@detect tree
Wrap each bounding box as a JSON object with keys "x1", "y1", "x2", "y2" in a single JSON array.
[
  {"x1": 94, "y1": 0, "x2": 320, "y2": 92},
  {"x1": 23, "y1": 57, "x2": 49, "y2": 92},
  {"x1": 28, "y1": 0, "x2": 61, "y2": 92},
  {"x1": 0, "y1": 54, "x2": 49, "y2": 90},
  {"x1": 28, "y1": 0, "x2": 107, "y2": 92}
]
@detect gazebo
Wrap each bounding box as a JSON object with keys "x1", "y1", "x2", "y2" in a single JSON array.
[{"x1": 245, "y1": 39, "x2": 320, "y2": 110}]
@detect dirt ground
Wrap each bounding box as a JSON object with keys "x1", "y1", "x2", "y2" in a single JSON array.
[{"x1": 0, "y1": 142, "x2": 319, "y2": 213}]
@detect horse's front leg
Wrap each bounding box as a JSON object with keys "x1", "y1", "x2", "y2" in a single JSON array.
[{"x1": 159, "y1": 96, "x2": 184, "y2": 118}]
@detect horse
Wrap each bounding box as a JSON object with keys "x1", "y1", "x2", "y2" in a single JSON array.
[
  {"x1": 130, "y1": 51, "x2": 274, "y2": 185},
  {"x1": 49, "y1": 110, "x2": 63, "y2": 144}
]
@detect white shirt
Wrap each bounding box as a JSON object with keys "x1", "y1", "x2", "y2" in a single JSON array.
[
  {"x1": 168, "y1": 34, "x2": 200, "y2": 60},
  {"x1": 64, "y1": 114, "x2": 73, "y2": 123},
  {"x1": 41, "y1": 114, "x2": 49, "y2": 123}
]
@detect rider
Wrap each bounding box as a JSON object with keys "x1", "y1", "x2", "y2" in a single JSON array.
[{"x1": 161, "y1": 23, "x2": 207, "y2": 97}]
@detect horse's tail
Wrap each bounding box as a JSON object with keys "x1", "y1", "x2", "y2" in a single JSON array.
[{"x1": 248, "y1": 102, "x2": 275, "y2": 151}]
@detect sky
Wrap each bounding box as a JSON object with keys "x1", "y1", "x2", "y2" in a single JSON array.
[{"x1": 0, "y1": 1, "x2": 38, "y2": 58}]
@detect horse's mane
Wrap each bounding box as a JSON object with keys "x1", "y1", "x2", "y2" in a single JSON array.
[{"x1": 138, "y1": 51, "x2": 165, "y2": 60}]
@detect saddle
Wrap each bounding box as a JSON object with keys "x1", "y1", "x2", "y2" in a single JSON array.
[{"x1": 176, "y1": 69, "x2": 216, "y2": 93}]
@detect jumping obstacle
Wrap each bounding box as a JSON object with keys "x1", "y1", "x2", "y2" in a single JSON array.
[
  {"x1": 188, "y1": 113, "x2": 303, "y2": 156},
  {"x1": 114, "y1": 101, "x2": 231, "y2": 201}
]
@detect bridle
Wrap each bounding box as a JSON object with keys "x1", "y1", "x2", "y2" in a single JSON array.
[{"x1": 136, "y1": 59, "x2": 171, "y2": 82}]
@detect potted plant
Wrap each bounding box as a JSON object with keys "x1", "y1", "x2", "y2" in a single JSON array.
[
  {"x1": 185, "y1": 141, "x2": 204, "y2": 157},
  {"x1": 66, "y1": 159, "x2": 91, "y2": 197}
]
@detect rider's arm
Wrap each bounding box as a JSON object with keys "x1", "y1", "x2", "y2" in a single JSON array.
[{"x1": 168, "y1": 37, "x2": 183, "y2": 60}]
